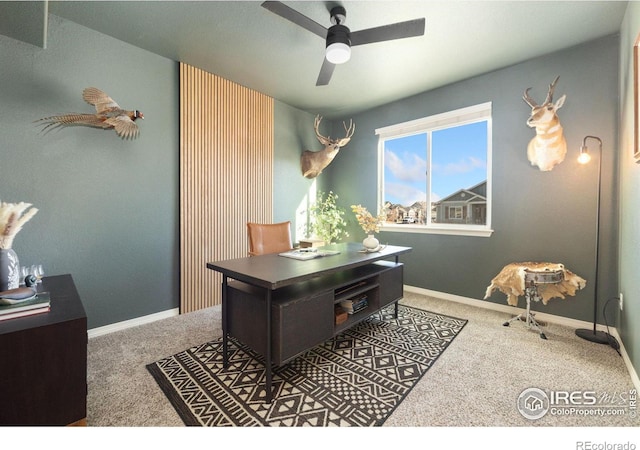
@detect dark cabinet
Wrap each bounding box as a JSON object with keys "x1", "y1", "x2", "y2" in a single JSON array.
[{"x1": 0, "y1": 274, "x2": 87, "y2": 426}]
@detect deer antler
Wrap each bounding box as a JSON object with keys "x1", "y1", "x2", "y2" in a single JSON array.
[
  {"x1": 338, "y1": 119, "x2": 356, "y2": 147},
  {"x1": 313, "y1": 115, "x2": 331, "y2": 146},
  {"x1": 314, "y1": 115, "x2": 356, "y2": 147}
]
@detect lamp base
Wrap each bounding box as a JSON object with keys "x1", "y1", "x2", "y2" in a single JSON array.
[{"x1": 575, "y1": 328, "x2": 613, "y2": 345}]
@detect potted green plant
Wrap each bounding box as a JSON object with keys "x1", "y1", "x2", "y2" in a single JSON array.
[{"x1": 307, "y1": 191, "x2": 349, "y2": 245}]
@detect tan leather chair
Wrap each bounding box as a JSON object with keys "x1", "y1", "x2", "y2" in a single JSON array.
[{"x1": 247, "y1": 221, "x2": 293, "y2": 256}]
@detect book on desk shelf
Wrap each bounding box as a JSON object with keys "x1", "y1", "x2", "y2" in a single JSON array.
[
  {"x1": 279, "y1": 249, "x2": 340, "y2": 260},
  {"x1": 0, "y1": 293, "x2": 50, "y2": 322},
  {"x1": 339, "y1": 294, "x2": 368, "y2": 314}
]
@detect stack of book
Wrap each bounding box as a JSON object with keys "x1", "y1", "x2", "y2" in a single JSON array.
[
  {"x1": 0, "y1": 293, "x2": 50, "y2": 322},
  {"x1": 340, "y1": 294, "x2": 368, "y2": 315}
]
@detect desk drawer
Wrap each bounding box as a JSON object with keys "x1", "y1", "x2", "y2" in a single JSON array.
[
  {"x1": 225, "y1": 281, "x2": 333, "y2": 365},
  {"x1": 272, "y1": 290, "x2": 333, "y2": 364}
]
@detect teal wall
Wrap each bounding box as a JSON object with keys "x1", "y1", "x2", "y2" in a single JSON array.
[
  {"x1": 272, "y1": 101, "x2": 318, "y2": 242},
  {"x1": 1, "y1": 15, "x2": 180, "y2": 328},
  {"x1": 618, "y1": 2, "x2": 640, "y2": 382},
  {"x1": 323, "y1": 35, "x2": 620, "y2": 325},
  {"x1": 0, "y1": 13, "x2": 319, "y2": 329}
]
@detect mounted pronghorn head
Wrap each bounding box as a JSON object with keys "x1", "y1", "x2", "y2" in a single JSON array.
[
  {"x1": 523, "y1": 76, "x2": 567, "y2": 171},
  {"x1": 300, "y1": 115, "x2": 355, "y2": 178}
]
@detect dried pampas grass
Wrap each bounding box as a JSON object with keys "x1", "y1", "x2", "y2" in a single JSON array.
[{"x1": 0, "y1": 201, "x2": 38, "y2": 249}]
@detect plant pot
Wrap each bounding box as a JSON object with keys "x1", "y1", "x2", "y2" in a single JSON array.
[
  {"x1": 362, "y1": 234, "x2": 380, "y2": 251},
  {"x1": 0, "y1": 248, "x2": 20, "y2": 291}
]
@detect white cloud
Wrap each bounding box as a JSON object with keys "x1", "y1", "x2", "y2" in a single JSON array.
[
  {"x1": 433, "y1": 156, "x2": 486, "y2": 176},
  {"x1": 385, "y1": 149, "x2": 427, "y2": 182}
]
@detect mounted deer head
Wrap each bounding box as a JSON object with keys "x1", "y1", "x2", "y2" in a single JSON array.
[
  {"x1": 301, "y1": 115, "x2": 355, "y2": 178},
  {"x1": 523, "y1": 76, "x2": 567, "y2": 171}
]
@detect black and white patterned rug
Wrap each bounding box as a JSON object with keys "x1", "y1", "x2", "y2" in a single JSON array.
[{"x1": 147, "y1": 304, "x2": 467, "y2": 426}]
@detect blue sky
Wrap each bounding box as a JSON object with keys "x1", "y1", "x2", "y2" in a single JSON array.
[{"x1": 383, "y1": 121, "x2": 488, "y2": 206}]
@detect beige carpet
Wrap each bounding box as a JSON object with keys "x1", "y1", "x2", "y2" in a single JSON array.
[{"x1": 87, "y1": 291, "x2": 638, "y2": 429}]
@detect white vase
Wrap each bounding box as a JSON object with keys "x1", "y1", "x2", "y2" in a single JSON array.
[{"x1": 362, "y1": 234, "x2": 379, "y2": 251}]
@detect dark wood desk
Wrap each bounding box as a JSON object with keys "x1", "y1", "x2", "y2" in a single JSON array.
[
  {"x1": 0, "y1": 274, "x2": 87, "y2": 425},
  {"x1": 207, "y1": 242, "x2": 411, "y2": 402}
]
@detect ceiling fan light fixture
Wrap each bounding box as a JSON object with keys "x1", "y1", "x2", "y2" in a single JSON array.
[
  {"x1": 325, "y1": 23, "x2": 351, "y2": 64},
  {"x1": 326, "y1": 42, "x2": 351, "y2": 64}
]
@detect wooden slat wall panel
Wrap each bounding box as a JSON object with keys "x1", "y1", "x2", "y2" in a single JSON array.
[{"x1": 180, "y1": 63, "x2": 273, "y2": 313}]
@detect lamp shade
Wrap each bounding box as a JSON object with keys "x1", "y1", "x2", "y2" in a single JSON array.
[{"x1": 326, "y1": 42, "x2": 351, "y2": 64}]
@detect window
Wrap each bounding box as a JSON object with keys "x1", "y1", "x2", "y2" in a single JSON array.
[{"x1": 376, "y1": 102, "x2": 492, "y2": 237}]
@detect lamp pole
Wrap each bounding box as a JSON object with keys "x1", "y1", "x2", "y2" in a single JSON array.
[{"x1": 575, "y1": 136, "x2": 612, "y2": 344}]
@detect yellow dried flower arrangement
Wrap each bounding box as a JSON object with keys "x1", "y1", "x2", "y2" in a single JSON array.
[{"x1": 351, "y1": 204, "x2": 386, "y2": 234}]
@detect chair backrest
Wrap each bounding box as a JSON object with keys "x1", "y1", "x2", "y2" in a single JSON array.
[{"x1": 247, "y1": 221, "x2": 293, "y2": 256}]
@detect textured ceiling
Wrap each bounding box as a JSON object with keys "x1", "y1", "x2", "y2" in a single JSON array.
[{"x1": 43, "y1": 1, "x2": 628, "y2": 118}]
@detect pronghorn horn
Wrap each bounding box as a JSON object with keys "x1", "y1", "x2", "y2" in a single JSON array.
[
  {"x1": 523, "y1": 87, "x2": 538, "y2": 108},
  {"x1": 543, "y1": 76, "x2": 560, "y2": 105}
]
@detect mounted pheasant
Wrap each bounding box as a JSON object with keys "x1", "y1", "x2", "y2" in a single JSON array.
[
  {"x1": 301, "y1": 115, "x2": 355, "y2": 178},
  {"x1": 36, "y1": 87, "x2": 144, "y2": 140}
]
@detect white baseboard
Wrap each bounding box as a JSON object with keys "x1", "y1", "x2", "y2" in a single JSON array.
[
  {"x1": 87, "y1": 308, "x2": 179, "y2": 339},
  {"x1": 404, "y1": 285, "x2": 640, "y2": 392}
]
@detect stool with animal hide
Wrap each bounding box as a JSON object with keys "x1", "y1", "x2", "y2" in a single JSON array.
[{"x1": 484, "y1": 262, "x2": 586, "y2": 339}]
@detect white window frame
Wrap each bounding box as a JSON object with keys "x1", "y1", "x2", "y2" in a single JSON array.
[{"x1": 375, "y1": 102, "x2": 493, "y2": 237}]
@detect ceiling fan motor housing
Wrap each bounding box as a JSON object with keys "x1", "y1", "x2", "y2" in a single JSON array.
[{"x1": 326, "y1": 24, "x2": 351, "y2": 48}]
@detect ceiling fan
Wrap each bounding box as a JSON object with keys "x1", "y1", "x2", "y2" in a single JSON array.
[{"x1": 261, "y1": 1, "x2": 426, "y2": 86}]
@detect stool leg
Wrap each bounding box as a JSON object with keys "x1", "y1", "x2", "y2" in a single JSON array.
[
  {"x1": 503, "y1": 287, "x2": 547, "y2": 339},
  {"x1": 525, "y1": 288, "x2": 547, "y2": 339}
]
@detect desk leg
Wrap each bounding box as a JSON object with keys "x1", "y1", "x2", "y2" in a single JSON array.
[
  {"x1": 264, "y1": 288, "x2": 273, "y2": 403},
  {"x1": 222, "y1": 275, "x2": 229, "y2": 369}
]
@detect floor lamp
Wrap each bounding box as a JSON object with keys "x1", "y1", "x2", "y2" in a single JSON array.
[{"x1": 574, "y1": 135, "x2": 614, "y2": 345}]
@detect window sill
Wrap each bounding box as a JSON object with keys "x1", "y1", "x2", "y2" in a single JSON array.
[{"x1": 381, "y1": 223, "x2": 494, "y2": 237}]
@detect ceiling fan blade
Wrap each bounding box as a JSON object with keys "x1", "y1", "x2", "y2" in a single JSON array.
[
  {"x1": 350, "y1": 18, "x2": 425, "y2": 46},
  {"x1": 316, "y1": 58, "x2": 336, "y2": 86},
  {"x1": 261, "y1": 1, "x2": 327, "y2": 39}
]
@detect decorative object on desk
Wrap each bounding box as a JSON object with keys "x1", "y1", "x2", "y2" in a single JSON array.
[
  {"x1": 484, "y1": 262, "x2": 585, "y2": 307},
  {"x1": 522, "y1": 76, "x2": 567, "y2": 171},
  {"x1": 362, "y1": 234, "x2": 380, "y2": 251},
  {"x1": 279, "y1": 249, "x2": 340, "y2": 260},
  {"x1": 0, "y1": 286, "x2": 37, "y2": 304},
  {"x1": 147, "y1": 304, "x2": 467, "y2": 427},
  {"x1": 351, "y1": 204, "x2": 385, "y2": 250},
  {"x1": 0, "y1": 249, "x2": 19, "y2": 292},
  {"x1": 24, "y1": 274, "x2": 37, "y2": 288},
  {"x1": 307, "y1": 190, "x2": 349, "y2": 244},
  {"x1": 300, "y1": 115, "x2": 355, "y2": 178},
  {"x1": 0, "y1": 291, "x2": 50, "y2": 321},
  {"x1": 0, "y1": 201, "x2": 38, "y2": 291},
  {"x1": 35, "y1": 87, "x2": 144, "y2": 140}
]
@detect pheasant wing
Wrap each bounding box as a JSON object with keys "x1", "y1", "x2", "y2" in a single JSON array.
[
  {"x1": 106, "y1": 115, "x2": 140, "y2": 140},
  {"x1": 83, "y1": 87, "x2": 121, "y2": 114}
]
